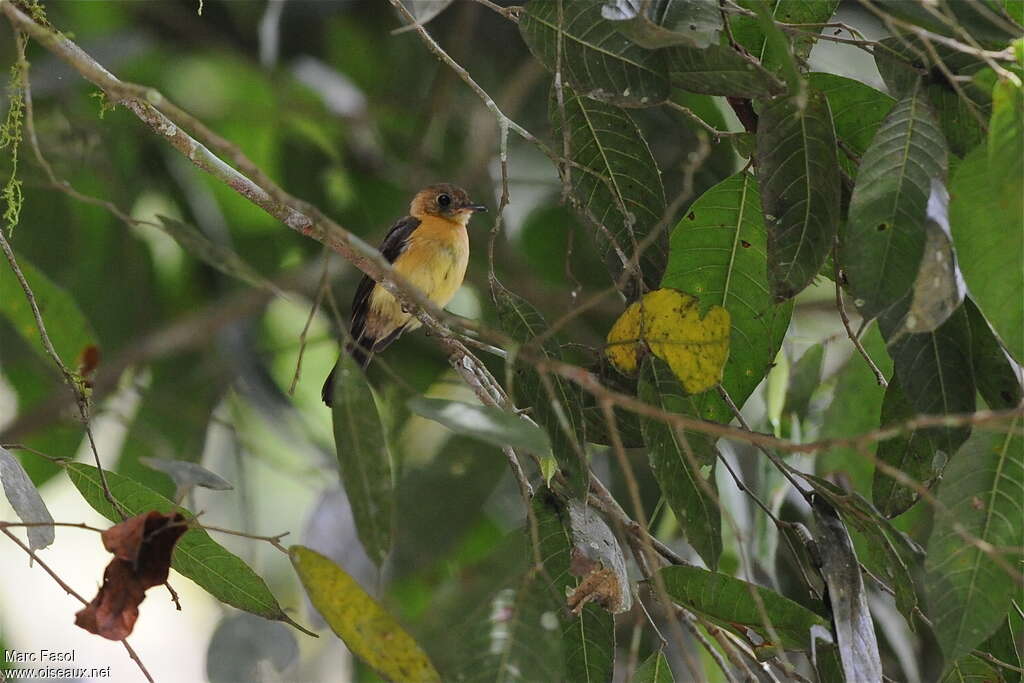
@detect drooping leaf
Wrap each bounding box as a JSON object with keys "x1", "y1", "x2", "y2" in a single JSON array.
[
  {"x1": 808, "y1": 73, "x2": 895, "y2": 175},
  {"x1": 67, "y1": 463, "x2": 305, "y2": 631},
  {"x1": 550, "y1": 85, "x2": 667, "y2": 291},
  {"x1": 139, "y1": 457, "x2": 233, "y2": 502},
  {"x1": 396, "y1": 0, "x2": 453, "y2": 29},
  {"x1": 880, "y1": 304, "x2": 976, "y2": 455},
  {"x1": 756, "y1": 88, "x2": 842, "y2": 301},
  {"x1": 330, "y1": 352, "x2": 393, "y2": 565},
  {"x1": 290, "y1": 545, "x2": 441, "y2": 683},
  {"x1": 872, "y1": 381, "x2": 941, "y2": 518},
  {"x1": 606, "y1": 288, "x2": 730, "y2": 394},
  {"x1": 657, "y1": 564, "x2": 830, "y2": 655},
  {"x1": 491, "y1": 282, "x2": 588, "y2": 494},
  {"x1": 800, "y1": 473, "x2": 923, "y2": 622},
  {"x1": 638, "y1": 357, "x2": 721, "y2": 568},
  {"x1": 662, "y1": 172, "x2": 793, "y2": 425},
  {"x1": 633, "y1": 650, "x2": 674, "y2": 682},
  {"x1": 521, "y1": 0, "x2": 670, "y2": 106},
  {"x1": 665, "y1": 43, "x2": 784, "y2": 97},
  {"x1": 602, "y1": 0, "x2": 722, "y2": 49},
  {"x1": 926, "y1": 420, "x2": 1024, "y2": 662},
  {"x1": 951, "y1": 89, "x2": 1024, "y2": 364},
  {"x1": 0, "y1": 446, "x2": 54, "y2": 550},
  {"x1": 407, "y1": 396, "x2": 553, "y2": 456},
  {"x1": 965, "y1": 298, "x2": 1023, "y2": 411},
  {"x1": 206, "y1": 614, "x2": 299, "y2": 683},
  {"x1": 810, "y1": 496, "x2": 883, "y2": 682},
  {"x1": 841, "y1": 81, "x2": 948, "y2": 322},
  {"x1": 0, "y1": 252, "x2": 97, "y2": 369},
  {"x1": 534, "y1": 491, "x2": 617, "y2": 682}
]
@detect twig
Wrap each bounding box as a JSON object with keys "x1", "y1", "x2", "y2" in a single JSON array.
[
  {"x1": 287, "y1": 251, "x2": 330, "y2": 395},
  {"x1": 833, "y1": 243, "x2": 888, "y2": 388}
]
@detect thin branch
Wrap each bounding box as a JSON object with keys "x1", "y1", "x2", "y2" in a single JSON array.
[{"x1": 833, "y1": 243, "x2": 888, "y2": 388}]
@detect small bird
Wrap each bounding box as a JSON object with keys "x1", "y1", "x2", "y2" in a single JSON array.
[{"x1": 322, "y1": 183, "x2": 486, "y2": 405}]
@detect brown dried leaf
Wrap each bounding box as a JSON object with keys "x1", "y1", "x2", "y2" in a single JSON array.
[{"x1": 75, "y1": 511, "x2": 187, "y2": 640}]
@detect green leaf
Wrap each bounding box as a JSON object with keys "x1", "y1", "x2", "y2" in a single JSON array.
[
  {"x1": 665, "y1": 44, "x2": 784, "y2": 97},
  {"x1": 602, "y1": 0, "x2": 722, "y2": 49},
  {"x1": 783, "y1": 343, "x2": 824, "y2": 421},
  {"x1": 756, "y1": 89, "x2": 842, "y2": 300},
  {"x1": 633, "y1": 650, "x2": 674, "y2": 682},
  {"x1": 979, "y1": 618, "x2": 1021, "y2": 683},
  {"x1": 871, "y1": 1, "x2": 1022, "y2": 48},
  {"x1": 290, "y1": 545, "x2": 440, "y2": 683},
  {"x1": 535, "y1": 491, "x2": 616, "y2": 683},
  {"x1": 940, "y1": 654, "x2": 1006, "y2": 683},
  {"x1": 0, "y1": 252, "x2": 97, "y2": 368},
  {"x1": 881, "y1": 304, "x2": 976, "y2": 455},
  {"x1": 67, "y1": 463, "x2": 304, "y2": 631},
  {"x1": 520, "y1": 0, "x2": 669, "y2": 107},
  {"x1": 551, "y1": 85, "x2": 667, "y2": 290},
  {"x1": 491, "y1": 282, "x2": 588, "y2": 494},
  {"x1": 808, "y1": 73, "x2": 895, "y2": 175},
  {"x1": 732, "y1": 0, "x2": 838, "y2": 80},
  {"x1": 154, "y1": 216, "x2": 278, "y2": 293},
  {"x1": 407, "y1": 396, "x2": 553, "y2": 456},
  {"x1": 657, "y1": 565, "x2": 830, "y2": 654},
  {"x1": 638, "y1": 357, "x2": 721, "y2": 568},
  {"x1": 841, "y1": 81, "x2": 947, "y2": 321},
  {"x1": 817, "y1": 327, "x2": 893, "y2": 494},
  {"x1": 330, "y1": 352, "x2": 393, "y2": 565},
  {"x1": 662, "y1": 172, "x2": 793, "y2": 425},
  {"x1": 965, "y1": 299, "x2": 1024, "y2": 411},
  {"x1": 872, "y1": 380, "x2": 940, "y2": 518},
  {"x1": 926, "y1": 419, "x2": 1024, "y2": 662}
]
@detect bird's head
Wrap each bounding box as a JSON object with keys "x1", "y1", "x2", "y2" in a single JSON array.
[{"x1": 410, "y1": 183, "x2": 487, "y2": 225}]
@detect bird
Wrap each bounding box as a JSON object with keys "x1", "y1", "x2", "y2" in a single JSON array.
[{"x1": 322, "y1": 183, "x2": 487, "y2": 406}]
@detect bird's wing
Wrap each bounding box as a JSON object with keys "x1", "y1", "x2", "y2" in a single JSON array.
[{"x1": 350, "y1": 215, "x2": 421, "y2": 342}]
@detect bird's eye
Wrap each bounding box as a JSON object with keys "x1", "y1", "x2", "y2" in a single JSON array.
[{"x1": 437, "y1": 193, "x2": 451, "y2": 207}]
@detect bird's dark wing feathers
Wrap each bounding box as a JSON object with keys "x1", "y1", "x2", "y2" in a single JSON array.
[{"x1": 349, "y1": 215, "x2": 421, "y2": 346}]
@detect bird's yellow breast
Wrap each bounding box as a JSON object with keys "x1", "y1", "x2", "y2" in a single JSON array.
[{"x1": 366, "y1": 216, "x2": 469, "y2": 336}]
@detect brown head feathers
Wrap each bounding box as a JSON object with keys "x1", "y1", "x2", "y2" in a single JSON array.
[{"x1": 409, "y1": 183, "x2": 487, "y2": 222}]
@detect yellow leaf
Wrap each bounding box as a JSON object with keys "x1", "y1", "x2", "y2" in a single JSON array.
[
  {"x1": 606, "y1": 289, "x2": 730, "y2": 394},
  {"x1": 290, "y1": 546, "x2": 441, "y2": 683}
]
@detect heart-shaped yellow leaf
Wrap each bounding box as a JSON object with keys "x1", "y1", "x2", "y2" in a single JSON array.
[{"x1": 606, "y1": 288, "x2": 730, "y2": 394}]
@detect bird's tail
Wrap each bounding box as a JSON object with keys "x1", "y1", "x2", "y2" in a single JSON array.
[{"x1": 321, "y1": 340, "x2": 373, "y2": 406}]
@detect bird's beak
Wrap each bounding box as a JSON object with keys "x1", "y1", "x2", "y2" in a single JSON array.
[{"x1": 465, "y1": 204, "x2": 487, "y2": 213}]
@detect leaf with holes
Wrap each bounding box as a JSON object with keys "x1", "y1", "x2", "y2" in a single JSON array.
[
  {"x1": 663, "y1": 172, "x2": 793, "y2": 424},
  {"x1": 551, "y1": 85, "x2": 667, "y2": 291},
  {"x1": 639, "y1": 357, "x2": 720, "y2": 568},
  {"x1": 521, "y1": 0, "x2": 669, "y2": 106},
  {"x1": 329, "y1": 353, "x2": 393, "y2": 565},
  {"x1": 841, "y1": 81, "x2": 948, "y2": 322},
  {"x1": 756, "y1": 89, "x2": 841, "y2": 301},
  {"x1": 66, "y1": 464, "x2": 307, "y2": 633},
  {"x1": 926, "y1": 420, "x2": 1024, "y2": 662}
]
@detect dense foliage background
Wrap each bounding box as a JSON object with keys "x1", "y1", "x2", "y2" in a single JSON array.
[{"x1": 0, "y1": 0, "x2": 1021, "y2": 681}]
